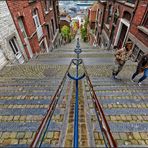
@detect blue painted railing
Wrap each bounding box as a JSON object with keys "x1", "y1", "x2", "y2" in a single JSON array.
[{"x1": 68, "y1": 38, "x2": 85, "y2": 147}]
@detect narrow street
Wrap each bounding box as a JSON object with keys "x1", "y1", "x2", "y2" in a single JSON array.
[{"x1": 0, "y1": 35, "x2": 148, "y2": 147}]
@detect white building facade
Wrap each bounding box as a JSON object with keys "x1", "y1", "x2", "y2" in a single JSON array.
[{"x1": 0, "y1": 1, "x2": 27, "y2": 70}]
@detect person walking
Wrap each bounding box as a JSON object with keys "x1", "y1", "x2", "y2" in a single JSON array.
[
  {"x1": 112, "y1": 42, "x2": 133, "y2": 79},
  {"x1": 131, "y1": 53, "x2": 148, "y2": 86}
]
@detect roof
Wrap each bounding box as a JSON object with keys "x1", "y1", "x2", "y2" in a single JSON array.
[
  {"x1": 60, "y1": 16, "x2": 71, "y2": 23},
  {"x1": 89, "y1": 2, "x2": 99, "y2": 11}
]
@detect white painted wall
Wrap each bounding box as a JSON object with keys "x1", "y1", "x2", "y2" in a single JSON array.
[{"x1": 0, "y1": 1, "x2": 27, "y2": 70}]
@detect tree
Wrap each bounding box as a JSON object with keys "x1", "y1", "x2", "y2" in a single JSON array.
[
  {"x1": 61, "y1": 25, "x2": 70, "y2": 43},
  {"x1": 81, "y1": 27, "x2": 87, "y2": 41},
  {"x1": 80, "y1": 17, "x2": 89, "y2": 42}
]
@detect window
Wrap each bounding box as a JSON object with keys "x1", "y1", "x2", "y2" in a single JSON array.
[
  {"x1": 44, "y1": 0, "x2": 52, "y2": 12},
  {"x1": 123, "y1": 11, "x2": 131, "y2": 21},
  {"x1": 33, "y1": 9, "x2": 43, "y2": 40},
  {"x1": 107, "y1": 5, "x2": 112, "y2": 24},
  {"x1": 28, "y1": 0, "x2": 36, "y2": 3},
  {"x1": 143, "y1": 10, "x2": 148, "y2": 28},
  {"x1": 9, "y1": 37, "x2": 19, "y2": 55},
  {"x1": 96, "y1": 9, "x2": 99, "y2": 21},
  {"x1": 131, "y1": 45, "x2": 144, "y2": 62},
  {"x1": 46, "y1": 25, "x2": 50, "y2": 40},
  {"x1": 33, "y1": 9, "x2": 41, "y2": 28},
  {"x1": 126, "y1": 0, "x2": 136, "y2": 4},
  {"x1": 51, "y1": 19, "x2": 55, "y2": 35}
]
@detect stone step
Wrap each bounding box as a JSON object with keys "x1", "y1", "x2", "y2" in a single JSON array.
[
  {"x1": 0, "y1": 96, "x2": 68, "y2": 106},
  {"x1": 0, "y1": 86, "x2": 59, "y2": 91},
  {"x1": 86, "y1": 85, "x2": 148, "y2": 90},
  {"x1": 0, "y1": 88, "x2": 66, "y2": 94},
  {"x1": 94, "y1": 122, "x2": 148, "y2": 132},
  {"x1": 86, "y1": 92, "x2": 148, "y2": 97},
  {"x1": 90, "y1": 108, "x2": 148, "y2": 116},
  {"x1": 90, "y1": 81, "x2": 148, "y2": 86},
  {"x1": 0, "y1": 95, "x2": 66, "y2": 100},
  {"x1": 87, "y1": 98, "x2": 148, "y2": 105},
  {"x1": 0, "y1": 78, "x2": 61, "y2": 84},
  {"x1": 0, "y1": 82, "x2": 60, "y2": 87},
  {"x1": 0, "y1": 99, "x2": 51, "y2": 105},
  {"x1": 0, "y1": 91, "x2": 59, "y2": 97},
  {"x1": 5, "y1": 144, "x2": 29, "y2": 147},
  {"x1": 0, "y1": 121, "x2": 62, "y2": 132}
]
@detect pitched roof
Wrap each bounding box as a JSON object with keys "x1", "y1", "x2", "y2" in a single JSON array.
[{"x1": 90, "y1": 2, "x2": 99, "y2": 11}]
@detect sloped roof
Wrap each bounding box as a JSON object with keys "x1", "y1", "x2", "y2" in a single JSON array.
[{"x1": 89, "y1": 2, "x2": 99, "y2": 11}]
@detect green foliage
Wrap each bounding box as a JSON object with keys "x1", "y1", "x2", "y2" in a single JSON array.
[
  {"x1": 61, "y1": 25, "x2": 72, "y2": 43},
  {"x1": 84, "y1": 17, "x2": 89, "y2": 28},
  {"x1": 61, "y1": 25, "x2": 70, "y2": 38},
  {"x1": 81, "y1": 27, "x2": 87, "y2": 40},
  {"x1": 80, "y1": 17, "x2": 89, "y2": 42}
]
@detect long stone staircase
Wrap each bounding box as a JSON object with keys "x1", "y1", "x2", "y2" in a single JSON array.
[{"x1": 0, "y1": 37, "x2": 148, "y2": 147}]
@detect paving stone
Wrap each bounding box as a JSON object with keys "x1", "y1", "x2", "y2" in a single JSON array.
[{"x1": 16, "y1": 132, "x2": 25, "y2": 139}]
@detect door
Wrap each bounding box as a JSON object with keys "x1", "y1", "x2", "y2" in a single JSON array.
[
  {"x1": 117, "y1": 23, "x2": 128, "y2": 48},
  {"x1": 39, "y1": 38, "x2": 49, "y2": 53},
  {"x1": 110, "y1": 26, "x2": 115, "y2": 44},
  {"x1": 0, "y1": 48, "x2": 7, "y2": 69},
  {"x1": 9, "y1": 37, "x2": 24, "y2": 64},
  {"x1": 18, "y1": 18, "x2": 33, "y2": 58}
]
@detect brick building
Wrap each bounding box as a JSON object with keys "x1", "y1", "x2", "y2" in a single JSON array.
[
  {"x1": 6, "y1": 0, "x2": 60, "y2": 59},
  {"x1": 95, "y1": 0, "x2": 148, "y2": 58},
  {"x1": 41, "y1": 0, "x2": 60, "y2": 50},
  {"x1": 97, "y1": 0, "x2": 136, "y2": 50},
  {"x1": 88, "y1": 3, "x2": 99, "y2": 45},
  {"x1": 0, "y1": 1, "x2": 27, "y2": 70},
  {"x1": 95, "y1": 0, "x2": 107, "y2": 47},
  {"x1": 127, "y1": 0, "x2": 148, "y2": 62}
]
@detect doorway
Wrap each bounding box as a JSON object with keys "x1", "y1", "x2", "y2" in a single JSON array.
[
  {"x1": 117, "y1": 24, "x2": 128, "y2": 48},
  {"x1": 0, "y1": 48, "x2": 7, "y2": 69},
  {"x1": 18, "y1": 17, "x2": 33, "y2": 58},
  {"x1": 9, "y1": 36, "x2": 25, "y2": 64},
  {"x1": 114, "y1": 18, "x2": 130, "y2": 48}
]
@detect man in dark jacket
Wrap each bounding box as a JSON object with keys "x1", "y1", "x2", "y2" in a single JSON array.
[{"x1": 131, "y1": 53, "x2": 148, "y2": 85}]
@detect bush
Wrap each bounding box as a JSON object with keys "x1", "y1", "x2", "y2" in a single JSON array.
[{"x1": 61, "y1": 25, "x2": 70, "y2": 39}]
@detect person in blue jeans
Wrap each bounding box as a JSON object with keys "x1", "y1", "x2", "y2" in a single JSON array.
[
  {"x1": 138, "y1": 68, "x2": 148, "y2": 86},
  {"x1": 131, "y1": 53, "x2": 148, "y2": 86}
]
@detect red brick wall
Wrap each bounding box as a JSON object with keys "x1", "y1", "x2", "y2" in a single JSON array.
[
  {"x1": 108, "y1": 1, "x2": 134, "y2": 45},
  {"x1": 40, "y1": 0, "x2": 56, "y2": 46},
  {"x1": 97, "y1": 2, "x2": 106, "y2": 34},
  {"x1": 129, "y1": 0, "x2": 148, "y2": 47},
  {"x1": 7, "y1": 0, "x2": 48, "y2": 58},
  {"x1": 103, "y1": 1, "x2": 115, "y2": 37}
]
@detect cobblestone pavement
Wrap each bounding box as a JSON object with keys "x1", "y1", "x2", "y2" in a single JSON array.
[{"x1": 0, "y1": 36, "x2": 148, "y2": 147}]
